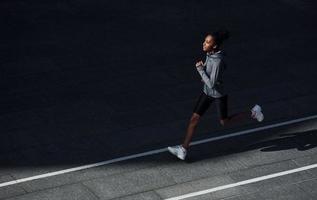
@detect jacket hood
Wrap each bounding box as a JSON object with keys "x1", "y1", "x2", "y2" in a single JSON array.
[{"x1": 206, "y1": 50, "x2": 225, "y2": 58}]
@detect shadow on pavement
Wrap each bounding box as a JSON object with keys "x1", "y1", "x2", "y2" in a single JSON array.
[{"x1": 187, "y1": 128, "x2": 317, "y2": 163}]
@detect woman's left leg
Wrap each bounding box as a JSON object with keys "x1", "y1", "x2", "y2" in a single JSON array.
[
  {"x1": 220, "y1": 111, "x2": 251, "y2": 126},
  {"x1": 216, "y1": 94, "x2": 253, "y2": 126}
]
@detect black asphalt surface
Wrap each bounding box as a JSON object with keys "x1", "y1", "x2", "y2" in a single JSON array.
[{"x1": 1, "y1": 0, "x2": 317, "y2": 199}]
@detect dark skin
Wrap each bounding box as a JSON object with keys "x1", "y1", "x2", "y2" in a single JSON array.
[{"x1": 182, "y1": 34, "x2": 255, "y2": 150}]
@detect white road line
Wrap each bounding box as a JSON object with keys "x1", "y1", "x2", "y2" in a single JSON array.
[
  {"x1": 191, "y1": 114, "x2": 317, "y2": 146},
  {"x1": 0, "y1": 114, "x2": 317, "y2": 188},
  {"x1": 164, "y1": 163, "x2": 317, "y2": 200}
]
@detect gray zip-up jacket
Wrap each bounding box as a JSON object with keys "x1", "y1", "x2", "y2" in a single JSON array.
[{"x1": 196, "y1": 50, "x2": 226, "y2": 98}]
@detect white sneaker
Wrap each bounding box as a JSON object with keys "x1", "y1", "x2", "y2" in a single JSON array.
[
  {"x1": 167, "y1": 145, "x2": 187, "y2": 160},
  {"x1": 251, "y1": 104, "x2": 264, "y2": 122}
]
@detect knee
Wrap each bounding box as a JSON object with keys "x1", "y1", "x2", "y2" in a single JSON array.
[
  {"x1": 190, "y1": 114, "x2": 200, "y2": 125},
  {"x1": 220, "y1": 120, "x2": 225, "y2": 126},
  {"x1": 220, "y1": 118, "x2": 228, "y2": 126}
]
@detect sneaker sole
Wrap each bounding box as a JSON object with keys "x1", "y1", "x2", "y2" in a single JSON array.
[
  {"x1": 257, "y1": 112, "x2": 264, "y2": 122},
  {"x1": 167, "y1": 147, "x2": 186, "y2": 160}
]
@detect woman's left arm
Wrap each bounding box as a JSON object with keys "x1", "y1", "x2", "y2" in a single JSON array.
[{"x1": 197, "y1": 59, "x2": 222, "y2": 89}]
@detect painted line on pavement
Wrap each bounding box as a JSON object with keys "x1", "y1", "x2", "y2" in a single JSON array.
[
  {"x1": 165, "y1": 163, "x2": 317, "y2": 200},
  {"x1": 0, "y1": 114, "x2": 317, "y2": 188}
]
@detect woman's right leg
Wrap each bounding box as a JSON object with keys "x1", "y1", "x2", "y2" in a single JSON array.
[
  {"x1": 167, "y1": 92, "x2": 212, "y2": 160},
  {"x1": 182, "y1": 113, "x2": 201, "y2": 149},
  {"x1": 182, "y1": 92, "x2": 213, "y2": 149},
  {"x1": 181, "y1": 92, "x2": 213, "y2": 149}
]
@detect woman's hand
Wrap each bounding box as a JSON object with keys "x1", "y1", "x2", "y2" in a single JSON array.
[
  {"x1": 195, "y1": 60, "x2": 204, "y2": 68},
  {"x1": 196, "y1": 60, "x2": 204, "y2": 82}
]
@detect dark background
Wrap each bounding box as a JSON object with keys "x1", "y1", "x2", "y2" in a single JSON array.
[{"x1": 1, "y1": 0, "x2": 317, "y2": 167}]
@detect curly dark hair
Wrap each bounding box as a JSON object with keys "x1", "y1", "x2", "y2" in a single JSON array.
[{"x1": 209, "y1": 29, "x2": 230, "y2": 47}]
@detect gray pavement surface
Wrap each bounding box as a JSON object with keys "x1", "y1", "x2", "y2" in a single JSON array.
[{"x1": 1, "y1": 0, "x2": 317, "y2": 199}]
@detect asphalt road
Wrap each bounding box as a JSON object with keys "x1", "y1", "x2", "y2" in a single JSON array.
[{"x1": 1, "y1": 0, "x2": 317, "y2": 199}]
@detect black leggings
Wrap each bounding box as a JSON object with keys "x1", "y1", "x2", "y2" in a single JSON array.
[{"x1": 193, "y1": 92, "x2": 228, "y2": 119}]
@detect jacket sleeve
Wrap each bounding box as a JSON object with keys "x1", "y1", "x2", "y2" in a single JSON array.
[{"x1": 196, "y1": 59, "x2": 222, "y2": 89}]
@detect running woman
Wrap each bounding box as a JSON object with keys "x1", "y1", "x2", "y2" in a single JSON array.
[{"x1": 167, "y1": 29, "x2": 264, "y2": 160}]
